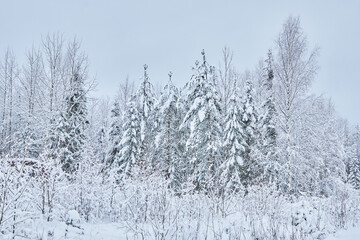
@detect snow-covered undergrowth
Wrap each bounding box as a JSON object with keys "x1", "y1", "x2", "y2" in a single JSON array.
[{"x1": 1, "y1": 173, "x2": 359, "y2": 240}]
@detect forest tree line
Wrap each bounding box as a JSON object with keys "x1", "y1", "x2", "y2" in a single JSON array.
[{"x1": 0, "y1": 17, "x2": 360, "y2": 233}]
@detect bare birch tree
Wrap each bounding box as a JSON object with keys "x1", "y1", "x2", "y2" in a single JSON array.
[
  {"x1": 274, "y1": 16, "x2": 319, "y2": 193},
  {"x1": 217, "y1": 46, "x2": 236, "y2": 114},
  {"x1": 42, "y1": 33, "x2": 65, "y2": 119},
  {"x1": 0, "y1": 49, "x2": 19, "y2": 155},
  {"x1": 117, "y1": 76, "x2": 135, "y2": 114}
]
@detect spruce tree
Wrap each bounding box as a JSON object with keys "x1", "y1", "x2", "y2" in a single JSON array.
[
  {"x1": 105, "y1": 100, "x2": 122, "y2": 169},
  {"x1": 260, "y1": 50, "x2": 278, "y2": 184},
  {"x1": 220, "y1": 88, "x2": 246, "y2": 193},
  {"x1": 154, "y1": 72, "x2": 182, "y2": 188},
  {"x1": 137, "y1": 64, "x2": 156, "y2": 169},
  {"x1": 241, "y1": 80, "x2": 259, "y2": 186},
  {"x1": 348, "y1": 125, "x2": 360, "y2": 189},
  {"x1": 116, "y1": 95, "x2": 141, "y2": 179},
  {"x1": 58, "y1": 66, "x2": 88, "y2": 174},
  {"x1": 181, "y1": 50, "x2": 223, "y2": 191}
]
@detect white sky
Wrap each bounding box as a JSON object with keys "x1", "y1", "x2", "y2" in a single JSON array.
[{"x1": 1, "y1": 0, "x2": 359, "y2": 124}]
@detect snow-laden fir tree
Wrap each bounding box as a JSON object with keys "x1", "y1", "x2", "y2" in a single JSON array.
[
  {"x1": 175, "y1": 88, "x2": 190, "y2": 186},
  {"x1": 57, "y1": 65, "x2": 88, "y2": 174},
  {"x1": 181, "y1": 50, "x2": 223, "y2": 191},
  {"x1": 154, "y1": 72, "x2": 182, "y2": 188},
  {"x1": 137, "y1": 64, "x2": 156, "y2": 169},
  {"x1": 220, "y1": 84, "x2": 246, "y2": 193},
  {"x1": 260, "y1": 50, "x2": 278, "y2": 184},
  {"x1": 105, "y1": 100, "x2": 122, "y2": 169},
  {"x1": 241, "y1": 80, "x2": 260, "y2": 186},
  {"x1": 347, "y1": 125, "x2": 360, "y2": 189},
  {"x1": 115, "y1": 95, "x2": 141, "y2": 179}
]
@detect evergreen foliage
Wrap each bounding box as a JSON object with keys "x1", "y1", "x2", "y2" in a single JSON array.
[
  {"x1": 260, "y1": 50, "x2": 279, "y2": 184},
  {"x1": 58, "y1": 66, "x2": 88, "y2": 174},
  {"x1": 116, "y1": 95, "x2": 141, "y2": 178},
  {"x1": 137, "y1": 64, "x2": 157, "y2": 169},
  {"x1": 105, "y1": 100, "x2": 122, "y2": 169},
  {"x1": 154, "y1": 72, "x2": 182, "y2": 188},
  {"x1": 220, "y1": 89, "x2": 245, "y2": 193},
  {"x1": 181, "y1": 50, "x2": 223, "y2": 191},
  {"x1": 240, "y1": 80, "x2": 259, "y2": 186}
]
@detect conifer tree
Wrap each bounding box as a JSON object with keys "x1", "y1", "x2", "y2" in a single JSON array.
[
  {"x1": 220, "y1": 86, "x2": 246, "y2": 193},
  {"x1": 348, "y1": 125, "x2": 360, "y2": 189},
  {"x1": 116, "y1": 95, "x2": 141, "y2": 179},
  {"x1": 181, "y1": 50, "x2": 223, "y2": 191},
  {"x1": 154, "y1": 72, "x2": 182, "y2": 188},
  {"x1": 58, "y1": 65, "x2": 88, "y2": 174},
  {"x1": 260, "y1": 50, "x2": 278, "y2": 184},
  {"x1": 241, "y1": 80, "x2": 259, "y2": 186},
  {"x1": 137, "y1": 64, "x2": 156, "y2": 169},
  {"x1": 105, "y1": 100, "x2": 122, "y2": 169}
]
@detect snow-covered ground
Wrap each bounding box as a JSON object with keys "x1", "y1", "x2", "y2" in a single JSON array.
[
  {"x1": 325, "y1": 227, "x2": 360, "y2": 240},
  {"x1": 21, "y1": 221, "x2": 360, "y2": 240},
  {"x1": 31, "y1": 221, "x2": 127, "y2": 240}
]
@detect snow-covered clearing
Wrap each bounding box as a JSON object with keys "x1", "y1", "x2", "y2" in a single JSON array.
[
  {"x1": 325, "y1": 227, "x2": 360, "y2": 240},
  {"x1": 2, "y1": 176, "x2": 359, "y2": 240}
]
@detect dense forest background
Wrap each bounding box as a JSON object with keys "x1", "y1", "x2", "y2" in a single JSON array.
[{"x1": 0, "y1": 16, "x2": 359, "y2": 239}]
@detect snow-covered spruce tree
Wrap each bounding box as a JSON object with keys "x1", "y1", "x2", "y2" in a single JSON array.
[
  {"x1": 241, "y1": 80, "x2": 260, "y2": 187},
  {"x1": 220, "y1": 87, "x2": 246, "y2": 193},
  {"x1": 58, "y1": 65, "x2": 88, "y2": 175},
  {"x1": 175, "y1": 89, "x2": 190, "y2": 188},
  {"x1": 347, "y1": 125, "x2": 360, "y2": 189},
  {"x1": 181, "y1": 50, "x2": 223, "y2": 191},
  {"x1": 137, "y1": 64, "x2": 156, "y2": 170},
  {"x1": 154, "y1": 72, "x2": 182, "y2": 188},
  {"x1": 259, "y1": 50, "x2": 278, "y2": 184},
  {"x1": 115, "y1": 95, "x2": 141, "y2": 179},
  {"x1": 105, "y1": 100, "x2": 122, "y2": 170}
]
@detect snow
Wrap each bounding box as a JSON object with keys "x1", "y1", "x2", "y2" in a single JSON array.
[
  {"x1": 325, "y1": 227, "x2": 360, "y2": 240},
  {"x1": 66, "y1": 210, "x2": 81, "y2": 227},
  {"x1": 16, "y1": 218, "x2": 360, "y2": 240},
  {"x1": 27, "y1": 220, "x2": 127, "y2": 240},
  {"x1": 198, "y1": 108, "x2": 206, "y2": 122}
]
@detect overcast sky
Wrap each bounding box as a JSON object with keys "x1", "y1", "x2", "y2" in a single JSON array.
[{"x1": 1, "y1": 0, "x2": 359, "y2": 124}]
